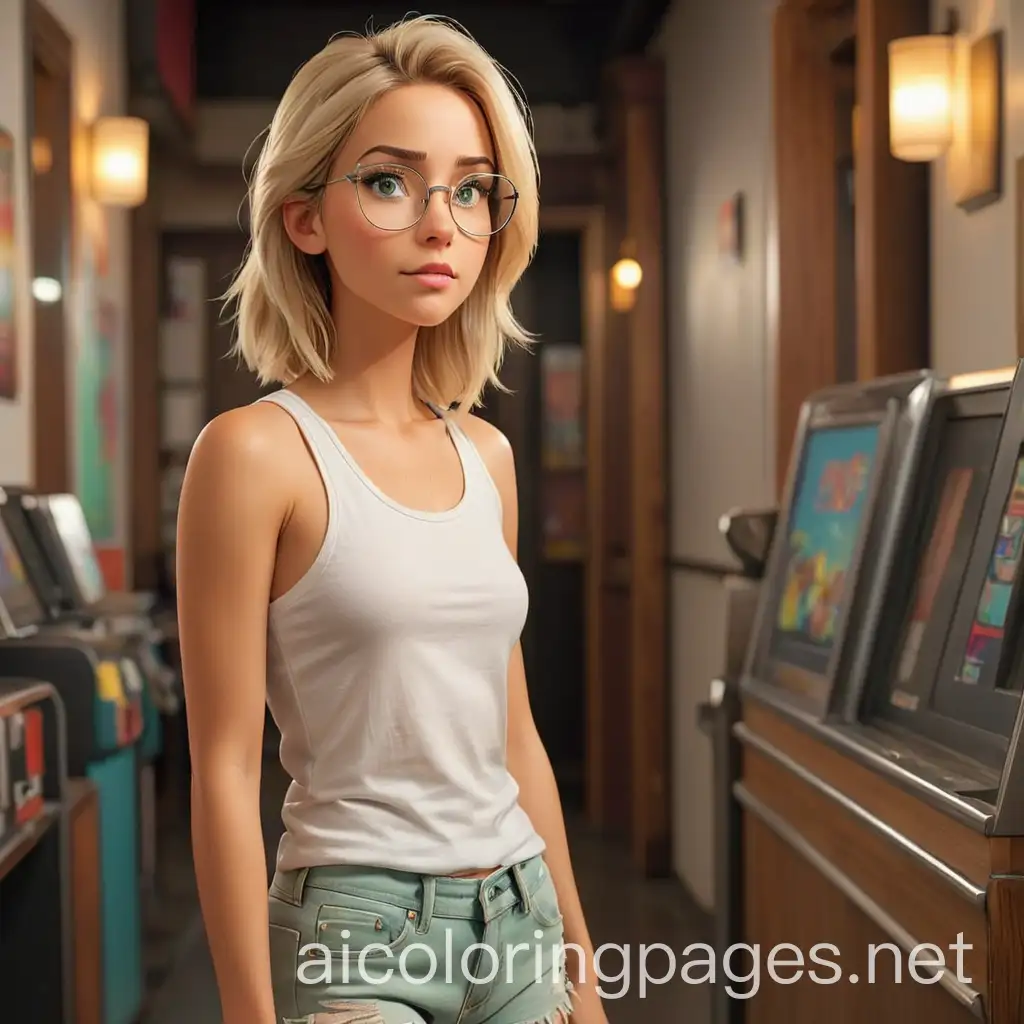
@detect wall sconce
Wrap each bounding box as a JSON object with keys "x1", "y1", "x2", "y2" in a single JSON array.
[
  {"x1": 31, "y1": 137, "x2": 52, "y2": 175},
  {"x1": 888, "y1": 33, "x2": 956, "y2": 161},
  {"x1": 90, "y1": 116, "x2": 149, "y2": 207},
  {"x1": 888, "y1": 13, "x2": 1003, "y2": 212},
  {"x1": 612, "y1": 255, "x2": 643, "y2": 290},
  {"x1": 610, "y1": 241, "x2": 642, "y2": 313}
]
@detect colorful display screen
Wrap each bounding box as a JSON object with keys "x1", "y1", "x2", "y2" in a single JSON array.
[
  {"x1": 882, "y1": 411, "x2": 1004, "y2": 714},
  {"x1": 770, "y1": 422, "x2": 881, "y2": 677},
  {"x1": 954, "y1": 456, "x2": 1024, "y2": 688},
  {"x1": 894, "y1": 467, "x2": 974, "y2": 689},
  {"x1": 0, "y1": 519, "x2": 43, "y2": 633},
  {"x1": 47, "y1": 495, "x2": 106, "y2": 607}
]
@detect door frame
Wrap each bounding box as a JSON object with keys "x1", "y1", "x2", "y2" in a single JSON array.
[
  {"x1": 538, "y1": 205, "x2": 608, "y2": 828},
  {"x1": 28, "y1": 0, "x2": 73, "y2": 493}
]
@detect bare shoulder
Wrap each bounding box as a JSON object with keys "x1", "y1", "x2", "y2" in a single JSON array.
[
  {"x1": 454, "y1": 411, "x2": 516, "y2": 490},
  {"x1": 187, "y1": 400, "x2": 301, "y2": 472},
  {"x1": 178, "y1": 399, "x2": 310, "y2": 544}
]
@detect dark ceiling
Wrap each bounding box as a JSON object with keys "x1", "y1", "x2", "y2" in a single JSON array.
[{"x1": 193, "y1": 0, "x2": 670, "y2": 106}]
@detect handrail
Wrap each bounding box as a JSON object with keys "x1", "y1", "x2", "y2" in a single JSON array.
[
  {"x1": 735, "y1": 721, "x2": 987, "y2": 907},
  {"x1": 666, "y1": 555, "x2": 741, "y2": 577},
  {"x1": 735, "y1": 783, "x2": 986, "y2": 1019}
]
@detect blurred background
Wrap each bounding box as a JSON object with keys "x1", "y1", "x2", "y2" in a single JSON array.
[{"x1": 0, "y1": 0, "x2": 1022, "y2": 1022}]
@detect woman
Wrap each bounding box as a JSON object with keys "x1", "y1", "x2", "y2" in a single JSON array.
[{"x1": 176, "y1": 15, "x2": 607, "y2": 1024}]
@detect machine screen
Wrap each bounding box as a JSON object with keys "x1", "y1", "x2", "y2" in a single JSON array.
[
  {"x1": 769, "y1": 421, "x2": 881, "y2": 679},
  {"x1": 954, "y1": 454, "x2": 1024, "y2": 689},
  {"x1": 886, "y1": 414, "x2": 1000, "y2": 711},
  {"x1": 0, "y1": 519, "x2": 44, "y2": 634},
  {"x1": 46, "y1": 495, "x2": 106, "y2": 607}
]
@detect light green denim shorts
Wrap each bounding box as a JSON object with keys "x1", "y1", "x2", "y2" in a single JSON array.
[{"x1": 268, "y1": 853, "x2": 575, "y2": 1024}]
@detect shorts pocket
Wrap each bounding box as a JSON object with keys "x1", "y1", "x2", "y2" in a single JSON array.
[
  {"x1": 269, "y1": 923, "x2": 302, "y2": 1018},
  {"x1": 313, "y1": 892, "x2": 413, "y2": 957},
  {"x1": 528, "y1": 863, "x2": 564, "y2": 929}
]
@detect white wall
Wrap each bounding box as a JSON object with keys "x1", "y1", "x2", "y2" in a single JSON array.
[
  {"x1": 652, "y1": 0, "x2": 777, "y2": 910},
  {"x1": 931, "y1": 0, "x2": 1024, "y2": 373},
  {"x1": 0, "y1": 0, "x2": 129, "y2": 554}
]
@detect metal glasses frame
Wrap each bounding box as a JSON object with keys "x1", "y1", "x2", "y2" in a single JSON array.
[{"x1": 320, "y1": 161, "x2": 520, "y2": 237}]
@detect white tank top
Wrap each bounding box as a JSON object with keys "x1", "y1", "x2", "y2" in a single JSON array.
[{"x1": 257, "y1": 389, "x2": 546, "y2": 875}]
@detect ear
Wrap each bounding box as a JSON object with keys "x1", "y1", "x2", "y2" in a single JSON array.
[{"x1": 282, "y1": 195, "x2": 328, "y2": 255}]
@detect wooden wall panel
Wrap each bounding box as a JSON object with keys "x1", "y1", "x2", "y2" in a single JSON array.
[
  {"x1": 855, "y1": 0, "x2": 931, "y2": 377},
  {"x1": 772, "y1": 3, "x2": 838, "y2": 493},
  {"x1": 744, "y1": 814, "x2": 979, "y2": 1024}
]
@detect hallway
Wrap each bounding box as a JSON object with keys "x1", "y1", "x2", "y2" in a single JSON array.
[{"x1": 140, "y1": 749, "x2": 713, "y2": 1024}]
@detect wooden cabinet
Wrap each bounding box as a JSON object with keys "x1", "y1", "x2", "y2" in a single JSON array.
[{"x1": 738, "y1": 700, "x2": 1024, "y2": 1022}]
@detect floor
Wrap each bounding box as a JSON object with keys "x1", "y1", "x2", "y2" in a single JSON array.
[{"x1": 139, "y1": 737, "x2": 713, "y2": 1024}]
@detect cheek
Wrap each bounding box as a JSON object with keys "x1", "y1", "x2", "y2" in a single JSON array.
[{"x1": 325, "y1": 206, "x2": 390, "y2": 284}]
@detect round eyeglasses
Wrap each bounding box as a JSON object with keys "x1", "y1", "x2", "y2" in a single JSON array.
[{"x1": 323, "y1": 162, "x2": 519, "y2": 237}]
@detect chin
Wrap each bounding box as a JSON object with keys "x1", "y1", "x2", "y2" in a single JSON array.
[{"x1": 397, "y1": 296, "x2": 466, "y2": 328}]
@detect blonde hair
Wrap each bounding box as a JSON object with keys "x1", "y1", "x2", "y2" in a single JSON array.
[{"x1": 223, "y1": 15, "x2": 540, "y2": 409}]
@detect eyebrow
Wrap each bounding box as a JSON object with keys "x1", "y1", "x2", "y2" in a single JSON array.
[{"x1": 357, "y1": 144, "x2": 495, "y2": 170}]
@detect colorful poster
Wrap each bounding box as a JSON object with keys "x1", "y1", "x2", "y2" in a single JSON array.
[
  {"x1": 542, "y1": 470, "x2": 585, "y2": 561},
  {"x1": 956, "y1": 456, "x2": 1024, "y2": 685},
  {"x1": 896, "y1": 466, "x2": 974, "y2": 683},
  {"x1": 0, "y1": 128, "x2": 16, "y2": 399},
  {"x1": 541, "y1": 344, "x2": 583, "y2": 469},
  {"x1": 775, "y1": 423, "x2": 880, "y2": 649},
  {"x1": 75, "y1": 228, "x2": 120, "y2": 544}
]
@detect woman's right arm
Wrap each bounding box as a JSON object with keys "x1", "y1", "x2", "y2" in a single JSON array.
[{"x1": 175, "y1": 407, "x2": 291, "y2": 1024}]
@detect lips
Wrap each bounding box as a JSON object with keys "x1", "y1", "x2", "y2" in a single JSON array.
[{"x1": 405, "y1": 263, "x2": 455, "y2": 277}]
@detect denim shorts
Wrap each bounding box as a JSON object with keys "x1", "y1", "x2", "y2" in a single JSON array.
[{"x1": 268, "y1": 853, "x2": 575, "y2": 1024}]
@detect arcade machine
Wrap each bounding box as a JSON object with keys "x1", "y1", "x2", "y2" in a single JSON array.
[
  {"x1": 0, "y1": 487, "x2": 178, "y2": 719},
  {"x1": 0, "y1": 675, "x2": 72, "y2": 1024},
  {"x1": 0, "y1": 488, "x2": 179, "y2": 891},
  {"x1": 734, "y1": 363, "x2": 1024, "y2": 1022},
  {"x1": 740, "y1": 369, "x2": 941, "y2": 721},
  {"x1": 0, "y1": 509, "x2": 146, "y2": 1024}
]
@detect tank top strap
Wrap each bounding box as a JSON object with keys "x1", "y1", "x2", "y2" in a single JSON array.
[
  {"x1": 427, "y1": 404, "x2": 504, "y2": 523},
  {"x1": 256, "y1": 390, "x2": 343, "y2": 512}
]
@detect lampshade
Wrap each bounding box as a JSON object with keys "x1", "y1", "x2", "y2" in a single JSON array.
[
  {"x1": 91, "y1": 116, "x2": 149, "y2": 206},
  {"x1": 888, "y1": 35, "x2": 955, "y2": 161}
]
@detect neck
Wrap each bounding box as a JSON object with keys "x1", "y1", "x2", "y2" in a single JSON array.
[{"x1": 296, "y1": 279, "x2": 426, "y2": 425}]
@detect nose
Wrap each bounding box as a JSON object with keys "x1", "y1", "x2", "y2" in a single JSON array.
[{"x1": 416, "y1": 186, "x2": 455, "y2": 245}]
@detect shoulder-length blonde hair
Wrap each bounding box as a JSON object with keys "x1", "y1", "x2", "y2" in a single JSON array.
[{"x1": 224, "y1": 15, "x2": 540, "y2": 410}]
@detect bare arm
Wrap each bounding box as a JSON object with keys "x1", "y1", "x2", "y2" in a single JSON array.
[
  {"x1": 176, "y1": 407, "x2": 291, "y2": 1024},
  {"x1": 462, "y1": 416, "x2": 607, "y2": 1023}
]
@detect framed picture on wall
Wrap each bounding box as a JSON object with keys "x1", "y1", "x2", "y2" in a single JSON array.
[
  {"x1": 541, "y1": 343, "x2": 583, "y2": 469},
  {"x1": 0, "y1": 128, "x2": 17, "y2": 400},
  {"x1": 540, "y1": 342, "x2": 585, "y2": 560}
]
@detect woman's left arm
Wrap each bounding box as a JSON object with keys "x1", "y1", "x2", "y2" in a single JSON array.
[
  {"x1": 506, "y1": 639, "x2": 607, "y2": 1024},
  {"x1": 463, "y1": 415, "x2": 608, "y2": 1023}
]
